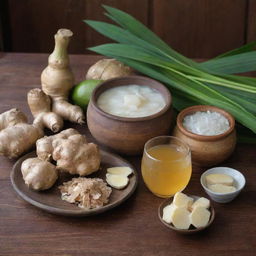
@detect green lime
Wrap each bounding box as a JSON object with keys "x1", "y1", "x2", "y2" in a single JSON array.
[{"x1": 71, "y1": 79, "x2": 102, "y2": 109}]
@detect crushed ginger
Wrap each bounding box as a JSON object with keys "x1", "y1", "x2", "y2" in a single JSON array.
[{"x1": 59, "y1": 177, "x2": 112, "y2": 209}]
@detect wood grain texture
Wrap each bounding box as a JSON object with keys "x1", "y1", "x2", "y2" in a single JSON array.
[
  {"x1": 247, "y1": 0, "x2": 256, "y2": 42},
  {"x1": 0, "y1": 53, "x2": 256, "y2": 256},
  {"x1": 7, "y1": 0, "x2": 149, "y2": 54},
  {"x1": 7, "y1": 0, "x2": 87, "y2": 53},
  {"x1": 3, "y1": 0, "x2": 256, "y2": 57},
  {"x1": 152, "y1": 0, "x2": 247, "y2": 58}
]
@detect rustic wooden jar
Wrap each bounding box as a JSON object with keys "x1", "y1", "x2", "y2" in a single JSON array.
[
  {"x1": 87, "y1": 76, "x2": 173, "y2": 155},
  {"x1": 173, "y1": 105, "x2": 236, "y2": 167}
]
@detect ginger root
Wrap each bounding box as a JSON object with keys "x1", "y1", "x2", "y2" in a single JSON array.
[
  {"x1": 41, "y1": 29, "x2": 84, "y2": 124},
  {"x1": 27, "y1": 88, "x2": 63, "y2": 132},
  {"x1": 86, "y1": 59, "x2": 134, "y2": 80},
  {"x1": 21, "y1": 157, "x2": 58, "y2": 190},
  {"x1": 0, "y1": 108, "x2": 27, "y2": 130},
  {"x1": 36, "y1": 128, "x2": 79, "y2": 161},
  {"x1": 52, "y1": 134, "x2": 100, "y2": 176},
  {"x1": 0, "y1": 109, "x2": 43, "y2": 158}
]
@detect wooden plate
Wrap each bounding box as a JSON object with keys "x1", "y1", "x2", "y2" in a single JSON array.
[
  {"x1": 10, "y1": 150, "x2": 138, "y2": 216},
  {"x1": 158, "y1": 195, "x2": 215, "y2": 234}
]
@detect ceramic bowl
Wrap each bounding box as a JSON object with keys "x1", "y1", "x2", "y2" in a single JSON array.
[
  {"x1": 87, "y1": 75, "x2": 173, "y2": 155},
  {"x1": 200, "y1": 167, "x2": 246, "y2": 203},
  {"x1": 158, "y1": 195, "x2": 215, "y2": 234},
  {"x1": 173, "y1": 105, "x2": 236, "y2": 167}
]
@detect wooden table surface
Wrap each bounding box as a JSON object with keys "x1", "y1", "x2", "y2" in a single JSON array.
[{"x1": 0, "y1": 53, "x2": 255, "y2": 256}]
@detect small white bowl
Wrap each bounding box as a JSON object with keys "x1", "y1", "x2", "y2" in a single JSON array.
[{"x1": 200, "y1": 167, "x2": 246, "y2": 203}]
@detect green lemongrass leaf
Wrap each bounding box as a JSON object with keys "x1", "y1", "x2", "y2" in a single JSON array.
[
  {"x1": 86, "y1": 10, "x2": 256, "y2": 93},
  {"x1": 89, "y1": 43, "x2": 256, "y2": 95},
  {"x1": 207, "y1": 84, "x2": 256, "y2": 114},
  {"x1": 220, "y1": 74, "x2": 256, "y2": 87},
  {"x1": 214, "y1": 41, "x2": 256, "y2": 59},
  {"x1": 207, "y1": 83, "x2": 256, "y2": 103},
  {"x1": 86, "y1": 16, "x2": 256, "y2": 94},
  {"x1": 199, "y1": 51, "x2": 256, "y2": 74},
  {"x1": 88, "y1": 43, "x2": 202, "y2": 77},
  {"x1": 85, "y1": 20, "x2": 176, "y2": 63},
  {"x1": 89, "y1": 44, "x2": 221, "y2": 98},
  {"x1": 171, "y1": 91, "x2": 201, "y2": 111},
  {"x1": 102, "y1": 5, "x2": 168, "y2": 51},
  {"x1": 85, "y1": 20, "x2": 211, "y2": 79},
  {"x1": 188, "y1": 75, "x2": 256, "y2": 93},
  {"x1": 220, "y1": 94, "x2": 256, "y2": 115},
  {"x1": 102, "y1": 5, "x2": 198, "y2": 68},
  {"x1": 88, "y1": 43, "x2": 245, "y2": 104}
]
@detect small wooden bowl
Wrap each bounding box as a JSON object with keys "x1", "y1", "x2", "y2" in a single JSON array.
[
  {"x1": 173, "y1": 105, "x2": 236, "y2": 167},
  {"x1": 87, "y1": 76, "x2": 173, "y2": 155},
  {"x1": 158, "y1": 196, "x2": 215, "y2": 234}
]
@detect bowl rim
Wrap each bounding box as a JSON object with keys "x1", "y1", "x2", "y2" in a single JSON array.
[
  {"x1": 200, "y1": 167, "x2": 246, "y2": 196},
  {"x1": 158, "y1": 195, "x2": 215, "y2": 234},
  {"x1": 89, "y1": 75, "x2": 172, "y2": 122},
  {"x1": 176, "y1": 105, "x2": 235, "y2": 141}
]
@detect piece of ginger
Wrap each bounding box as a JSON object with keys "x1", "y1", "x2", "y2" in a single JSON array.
[
  {"x1": 86, "y1": 58, "x2": 134, "y2": 81},
  {"x1": 0, "y1": 108, "x2": 27, "y2": 131},
  {"x1": 191, "y1": 197, "x2": 210, "y2": 210},
  {"x1": 190, "y1": 206, "x2": 211, "y2": 228},
  {"x1": 36, "y1": 128, "x2": 79, "y2": 161},
  {"x1": 0, "y1": 109, "x2": 43, "y2": 158},
  {"x1": 173, "y1": 192, "x2": 193, "y2": 208},
  {"x1": 21, "y1": 157, "x2": 58, "y2": 190},
  {"x1": 206, "y1": 173, "x2": 234, "y2": 186},
  {"x1": 27, "y1": 88, "x2": 63, "y2": 132},
  {"x1": 106, "y1": 173, "x2": 129, "y2": 189},
  {"x1": 107, "y1": 166, "x2": 133, "y2": 176},
  {"x1": 162, "y1": 192, "x2": 212, "y2": 230},
  {"x1": 208, "y1": 184, "x2": 236, "y2": 193},
  {"x1": 41, "y1": 29, "x2": 84, "y2": 124},
  {"x1": 171, "y1": 207, "x2": 191, "y2": 230},
  {"x1": 52, "y1": 134, "x2": 100, "y2": 176}
]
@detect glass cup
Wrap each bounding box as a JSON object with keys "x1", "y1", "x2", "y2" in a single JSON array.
[{"x1": 141, "y1": 136, "x2": 192, "y2": 198}]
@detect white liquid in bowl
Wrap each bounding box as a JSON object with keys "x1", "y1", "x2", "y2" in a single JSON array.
[{"x1": 97, "y1": 85, "x2": 166, "y2": 118}]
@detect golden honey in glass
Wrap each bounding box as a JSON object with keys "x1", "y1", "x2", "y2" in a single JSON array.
[{"x1": 141, "y1": 136, "x2": 192, "y2": 198}]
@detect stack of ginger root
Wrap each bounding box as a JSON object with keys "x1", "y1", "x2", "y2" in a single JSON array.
[
  {"x1": 21, "y1": 129, "x2": 100, "y2": 191},
  {"x1": 0, "y1": 109, "x2": 100, "y2": 191},
  {"x1": 0, "y1": 29, "x2": 101, "y2": 191},
  {"x1": 0, "y1": 29, "x2": 84, "y2": 160}
]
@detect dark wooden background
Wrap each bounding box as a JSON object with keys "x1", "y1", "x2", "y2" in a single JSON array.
[{"x1": 0, "y1": 0, "x2": 256, "y2": 58}]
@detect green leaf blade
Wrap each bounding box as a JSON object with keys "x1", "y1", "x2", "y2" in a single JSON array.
[
  {"x1": 214, "y1": 41, "x2": 256, "y2": 59},
  {"x1": 102, "y1": 5, "x2": 198, "y2": 68},
  {"x1": 199, "y1": 51, "x2": 256, "y2": 74}
]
